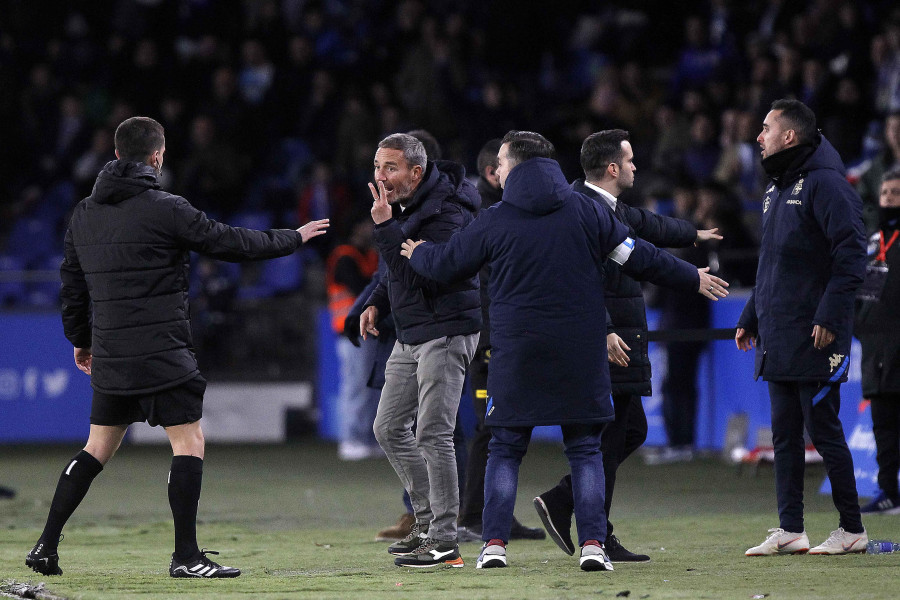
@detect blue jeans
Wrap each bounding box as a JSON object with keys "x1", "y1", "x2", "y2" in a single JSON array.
[
  {"x1": 769, "y1": 381, "x2": 863, "y2": 533},
  {"x1": 483, "y1": 423, "x2": 607, "y2": 546}
]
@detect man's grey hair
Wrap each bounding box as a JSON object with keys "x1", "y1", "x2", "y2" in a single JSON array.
[{"x1": 378, "y1": 133, "x2": 427, "y2": 169}]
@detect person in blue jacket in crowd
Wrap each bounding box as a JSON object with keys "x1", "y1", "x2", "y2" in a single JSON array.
[
  {"x1": 737, "y1": 99, "x2": 868, "y2": 556},
  {"x1": 400, "y1": 130, "x2": 729, "y2": 571}
]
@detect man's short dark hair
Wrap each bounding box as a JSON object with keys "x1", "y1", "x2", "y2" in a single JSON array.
[
  {"x1": 883, "y1": 167, "x2": 900, "y2": 184},
  {"x1": 378, "y1": 133, "x2": 427, "y2": 169},
  {"x1": 114, "y1": 117, "x2": 165, "y2": 161},
  {"x1": 580, "y1": 129, "x2": 630, "y2": 181},
  {"x1": 500, "y1": 131, "x2": 555, "y2": 164},
  {"x1": 770, "y1": 99, "x2": 817, "y2": 144},
  {"x1": 406, "y1": 129, "x2": 442, "y2": 161},
  {"x1": 477, "y1": 138, "x2": 502, "y2": 174}
]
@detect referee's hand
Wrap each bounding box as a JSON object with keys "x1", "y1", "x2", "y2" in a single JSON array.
[{"x1": 74, "y1": 347, "x2": 92, "y2": 375}]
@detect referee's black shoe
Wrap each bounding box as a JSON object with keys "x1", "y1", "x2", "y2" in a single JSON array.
[
  {"x1": 169, "y1": 549, "x2": 241, "y2": 578},
  {"x1": 25, "y1": 541, "x2": 62, "y2": 576},
  {"x1": 604, "y1": 534, "x2": 650, "y2": 562}
]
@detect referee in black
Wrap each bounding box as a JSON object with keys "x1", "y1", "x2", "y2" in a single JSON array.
[{"x1": 25, "y1": 116, "x2": 328, "y2": 578}]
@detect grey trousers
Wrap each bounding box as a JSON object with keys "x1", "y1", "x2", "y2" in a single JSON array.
[{"x1": 373, "y1": 333, "x2": 479, "y2": 543}]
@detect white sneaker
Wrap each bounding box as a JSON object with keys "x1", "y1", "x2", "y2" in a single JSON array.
[
  {"x1": 745, "y1": 528, "x2": 810, "y2": 556},
  {"x1": 808, "y1": 528, "x2": 868, "y2": 555},
  {"x1": 338, "y1": 442, "x2": 382, "y2": 461},
  {"x1": 580, "y1": 544, "x2": 614, "y2": 571},
  {"x1": 475, "y1": 543, "x2": 507, "y2": 569}
]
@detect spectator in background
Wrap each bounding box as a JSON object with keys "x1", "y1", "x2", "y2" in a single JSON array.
[
  {"x1": 857, "y1": 111, "x2": 900, "y2": 233},
  {"x1": 178, "y1": 114, "x2": 249, "y2": 218},
  {"x1": 738, "y1": 99, "x2": 867, "y2": 556},
  {"x1": 650, "y1": 182, "x2": 711, "y2": 465},
  {"x1": 682, "y1": 112, "x2": 722, "y2": 184},
  {"x1": 326, "y1": 215, "x2": 381, "y2": 461},
  {"x1": 695, "y1": 181, "x2": 758, "y2": 288},
  {"x1": 72, "y1": 127, "x2": 116, "y2": 200},
  {"x1": 296, "y1": 161, "x2": 351, "y2": 243},
  {"x1": 856, "y1": 168, "x2": 900, "y2": 514}
]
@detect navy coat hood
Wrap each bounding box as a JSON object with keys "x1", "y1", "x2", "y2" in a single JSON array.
[{"x1": 501, "y1": 158, "x2": 568, "y2": 215}]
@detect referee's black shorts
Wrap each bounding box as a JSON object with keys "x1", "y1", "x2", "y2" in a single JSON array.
[{"x1": 90, "y1": 376, "x2": 206, "y2": 428}]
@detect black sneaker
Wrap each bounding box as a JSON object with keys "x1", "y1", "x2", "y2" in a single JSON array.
[
  {"x1": 510, "y1": 516, "x2": 547, "y2": 540},
  {"x1": 604, "y1": 534, "x2": 650, "y2": 562},
  {"x1": 388, "y1": 521, "x2": 429, "y2": 556},
  {"x1": 533, "y1": 494, "x2": 574, "y2": 555},
  {"x1": 394, "y1": 538, "x2": 465, "y2": 568},
  {"x1": 169, "y1": 549, "x2": 241, "y2": 578},
  {"x1": 25, "y1": 541, "x2": 62, "y2": 576},
  {"x1": 457, "y1": 524, "x2": 482, "y2": 543}
]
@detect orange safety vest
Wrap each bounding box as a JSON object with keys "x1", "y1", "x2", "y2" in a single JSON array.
[{"x1": 326, "y1": 244, "x2": 379, "y2": 333}]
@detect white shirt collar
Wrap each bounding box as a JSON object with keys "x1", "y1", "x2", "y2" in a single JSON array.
[{"x1": 584, "y1": 180, "x2": 617, "y2": 210}]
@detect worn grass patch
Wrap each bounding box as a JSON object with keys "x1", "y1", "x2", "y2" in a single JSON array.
[{"x1": 2, "y1": 441, "x2": 899, "y2": 599}]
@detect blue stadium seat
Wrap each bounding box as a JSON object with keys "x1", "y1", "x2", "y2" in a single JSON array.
[
  {"x1": 4, "y1": 217, "x2": 62, "y2": 268},
  {"x1": 0, "y1": 255, "x2": 28, "y2": 308},
  {"x1": 27, "y1": 254, "x2": 64, "y2": 309}
]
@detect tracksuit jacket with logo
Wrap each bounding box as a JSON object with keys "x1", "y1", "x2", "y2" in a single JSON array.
[{"x1": 737, "y1": 134, "x2": 866, "y2": 382}]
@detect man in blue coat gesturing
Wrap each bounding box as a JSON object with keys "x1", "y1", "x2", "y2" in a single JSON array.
[
  {"x1": 737, "y1": 99, "x2": 868, "y2": 556},
  {"x1": 400, "y1": 131, "x2": 729, "y2": 571}
]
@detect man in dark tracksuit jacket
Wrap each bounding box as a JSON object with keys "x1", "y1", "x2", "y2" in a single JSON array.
[
  {"x1": 361, "y1": 133, "x2": 482, "y2": 568},
  {"x1": 737, "y1": 100, "x2": 868, "y2": 556},
  {"x1": 534, "y1": 130, "x2": 721, "y2": 562},
  {"x1": 402, "y1": 131, "x2": 729, "y2": 571},
  {"x1": 25, "y1": 117, "x2": 329, "y2": 578}
]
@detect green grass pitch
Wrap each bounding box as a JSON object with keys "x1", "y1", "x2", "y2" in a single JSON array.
[{"x1": 2, "y1": 441, "x2": 899, "y2": 599}]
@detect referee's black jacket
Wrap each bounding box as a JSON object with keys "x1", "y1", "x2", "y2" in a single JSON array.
[{"x1": 60, "y1": 160, "x2": 304, "y2": 395}]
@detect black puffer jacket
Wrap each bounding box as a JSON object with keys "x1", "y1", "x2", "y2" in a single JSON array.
[
  {"x1": 366, "y1": 160, "x2": 482, "y2": 345},
  {"x1": 60, "y1": 160, "x2": 304, "y2": 395},
  {"x1": 572, "y1": 180, "x2": 697, "y2": 396}
]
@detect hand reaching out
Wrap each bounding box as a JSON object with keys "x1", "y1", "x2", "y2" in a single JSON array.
[
  {"x1": 695, "y1": 227, "x2": 723, "y2": 244},
  {"x1": 297, "y1": 219, "x2": 330, "y2": 243},
  {"x1": 698, "y1": 267, "x2": 729, "y2": 300}
]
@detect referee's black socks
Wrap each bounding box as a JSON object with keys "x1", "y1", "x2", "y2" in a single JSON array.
[
  {"x1": 41, "y1": 450, "x2": 104, "y2": 551},
  {"x1": 168, "y1": 455, "x2": 203, "y2": 562}
]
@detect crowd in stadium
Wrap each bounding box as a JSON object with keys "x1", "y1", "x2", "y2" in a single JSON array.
[{"x1": 1, "y1": 0, "x2": 899, "y2": 311}]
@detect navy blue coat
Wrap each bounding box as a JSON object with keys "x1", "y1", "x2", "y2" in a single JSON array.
[
  {"x1": 737, "y1": 135, "x2": 866, "y2": 382},
  {"x1": 408, "y1": 158, "x2": 699, "y2": 427},
  {"x1": 366, "y1": 160, "x2": 482, "y2": 345}
]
